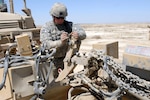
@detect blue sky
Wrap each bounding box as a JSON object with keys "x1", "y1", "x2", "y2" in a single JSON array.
[{"x1": 5, "y1": 0, "x2": 150, "y2": 25}]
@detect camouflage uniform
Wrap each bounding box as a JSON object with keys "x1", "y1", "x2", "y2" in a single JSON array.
[{"x1": 40, "y1": 20, "x2": 86, "y2": 77}]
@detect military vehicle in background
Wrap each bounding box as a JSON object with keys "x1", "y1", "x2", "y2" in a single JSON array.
[
  {"x1": 0, "y1": 0, "x2": 42, "y2": 100},
  {"x1": 0, "y1": 0, "x2": 40, "y2": 49}
]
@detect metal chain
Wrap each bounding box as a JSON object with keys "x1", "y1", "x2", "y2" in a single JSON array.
[{"x1": 91, "y1": 50, "x2": 150, "y2": 100}]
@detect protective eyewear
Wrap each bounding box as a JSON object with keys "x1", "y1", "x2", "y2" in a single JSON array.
[{"x1": 55, "y1": 17, "x2": 64, "y2": 19}]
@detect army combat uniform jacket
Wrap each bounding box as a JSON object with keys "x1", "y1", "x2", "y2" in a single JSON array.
[{"x1": 40, "y1": 20, "x2": 86, "y2": 58}]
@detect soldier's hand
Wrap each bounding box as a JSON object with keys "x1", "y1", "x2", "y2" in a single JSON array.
[
  {"x1": 61, "y1": 32, "x2": 68, "y2": 43},
  {"x1": 71, "y1": 32, "x2": 79, "y2": 39}
]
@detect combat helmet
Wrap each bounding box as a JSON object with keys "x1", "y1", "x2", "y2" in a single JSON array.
[{"x1": 50, "y1": 2, "x2": 68, "y2": 18}]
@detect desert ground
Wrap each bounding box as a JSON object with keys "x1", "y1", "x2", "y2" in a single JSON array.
[{"x1": 79, "y1": 23, "x2": 150, "y2": 62}]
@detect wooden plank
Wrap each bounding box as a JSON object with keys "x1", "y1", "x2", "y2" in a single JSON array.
[{"x1": 15, "y1": 34, "x2": 33, "y2": 56}]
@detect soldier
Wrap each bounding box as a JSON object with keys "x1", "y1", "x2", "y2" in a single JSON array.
[{"x1": 40, "y1": 2, "x2": 86, "y2": 78}]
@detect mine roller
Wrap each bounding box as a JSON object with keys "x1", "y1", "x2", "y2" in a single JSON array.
[{"x1": 0, "y1": 0, "x2": 150, "y2": 100}]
